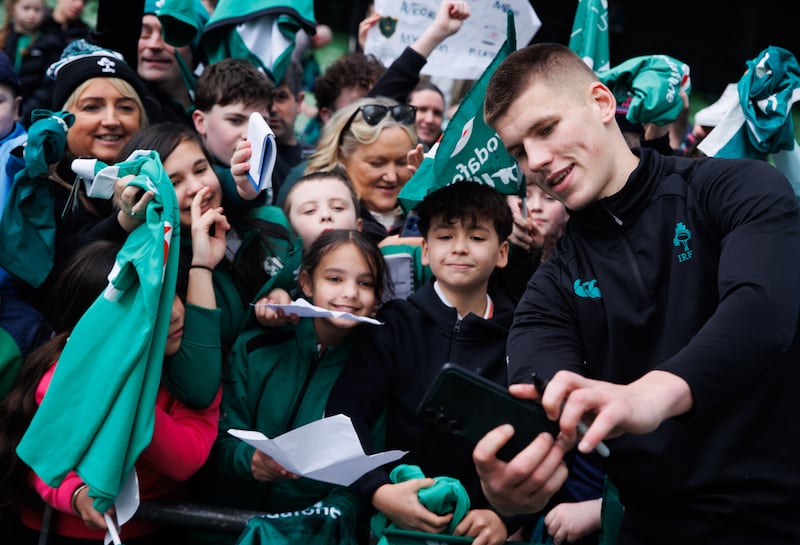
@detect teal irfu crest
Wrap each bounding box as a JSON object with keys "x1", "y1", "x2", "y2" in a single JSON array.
[{"x1": 673, "y1": 222, "x2": 693, "y2": 263}]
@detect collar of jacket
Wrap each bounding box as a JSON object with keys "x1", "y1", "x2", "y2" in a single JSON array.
[{"x1": 568, "y1": 147, "x2": 662, "y2": 237}]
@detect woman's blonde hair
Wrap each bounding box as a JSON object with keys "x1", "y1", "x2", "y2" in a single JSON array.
[
  {"x1": 62, "y1": 77, "x2": 150, "y2": 128},
  {"x1": 305, "y1": 95, "x2": 417, "y2": 174}
]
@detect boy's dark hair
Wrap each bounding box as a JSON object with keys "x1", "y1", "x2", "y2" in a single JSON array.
[
  {"x1": 313, "y1": 52, "x2": 385, "y2": 112},
  {"x1": 416, "y1": 182, "x2": 513, "y2": 242},
  {"x1": 302, "y1": 229, "x2": 386, "y2": 302},
  {"x1": 194, "y1": 58, "x2": 273, "y2": 112}
]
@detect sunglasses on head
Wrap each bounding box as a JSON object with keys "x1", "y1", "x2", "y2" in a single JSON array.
[{"x1": 339, "y1": 104, "x2": 417, "y2": 145}]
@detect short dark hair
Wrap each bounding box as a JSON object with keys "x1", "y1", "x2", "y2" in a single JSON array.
[
  {"x1": 484, "y1": 43, "x2": 597, "y2": 127},
  {"x1": 410, "y1": 79, "x2": 445, "y2": 103},
  {"x1": 313, "y1": 52, "x2": 385, "y2": 112},
  {"x1": 279, "y1": 60, "x2": 304, "y2": 98},
  {"x1": 194, "y1": 58, "x2": 273, "y2": 112},
  {"x1": 416, "y1": 182, "x2": 513, "y2": 242}
]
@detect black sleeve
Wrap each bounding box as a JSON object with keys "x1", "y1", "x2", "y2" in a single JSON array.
[
  {"x1": 90, "y1": 0, "x2": 144, "y2": 67},
  {"x1": 368, "y1": 47, "x2": 427, "y2": 104}
]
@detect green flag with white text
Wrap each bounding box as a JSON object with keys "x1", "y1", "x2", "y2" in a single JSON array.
[
  {"x1": 569, "y1": 0, "x2": 610, "y2": 72},
  {"x1": 398, "y1": 11, "x2": 521, "y2": 213}
]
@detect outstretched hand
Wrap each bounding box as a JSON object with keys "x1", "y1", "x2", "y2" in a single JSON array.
[
  {"x1": 433, "y1": 1, "x2": 471, "y2": 38},
  {"x1": 253, "y1": 288, "x2": 299, "y2": 327},
  {"x1": 530, "y1": 369, "x2": 692, "y2": 455}
]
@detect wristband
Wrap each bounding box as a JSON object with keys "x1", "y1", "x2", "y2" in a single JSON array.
[
  {"x1": 190, "y1": 264, "x2": 214, "y2": 273},
  {"x1": 71, "y1": 484, "x2": 88, "y2": 515}
]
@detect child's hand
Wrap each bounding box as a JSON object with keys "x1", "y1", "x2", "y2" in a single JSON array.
[
  {"x1": 372, "y1": 480, "x2": 453, "y2": 534},
  {"x1": 73, "y1": 485, "x2": 112, "y2": 531},
  {"x1": 254, "y1": 289, "x2": 299, "y2": 327},
  {"x1": 230, "y1": 139, "x2": 259, "y2": 201},
  {"x1": 544, "y1": 498, "x2": 602, "y2": 545},
  {"x1": 506, "y1": 195, "x2": 539, "y2": 252},
  {"x1": 452, "y1": 509, "x2": 508, "y2": 545},
  {"x1": 190, "y1": 187, "x2": 229, "y2": 269},
  {"x1": 251, "y1": 450, "x2": 299, "y2": 481}
]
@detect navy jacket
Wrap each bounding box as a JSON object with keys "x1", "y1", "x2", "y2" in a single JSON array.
[{"x1": 508, "y1": 148, "x2": 800, "y2": 544}]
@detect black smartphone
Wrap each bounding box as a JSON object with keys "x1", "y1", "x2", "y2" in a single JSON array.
[{"x1": 417, "y1": 363, "x2": 559, "y2": 462}]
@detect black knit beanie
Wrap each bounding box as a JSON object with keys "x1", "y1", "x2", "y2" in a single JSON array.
[{"x1": 48, "y1": 40, "x2": 150, "y2": 110}]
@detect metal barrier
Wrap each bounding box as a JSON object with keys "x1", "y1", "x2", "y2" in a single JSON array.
[{"x1": 135, "y1": 500, "x2": 264, "y2": 534}]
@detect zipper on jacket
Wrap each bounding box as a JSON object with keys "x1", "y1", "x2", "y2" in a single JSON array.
[
  {"x1": 603, "y1": 205, "x2": 647, "y2": 301},
  {"x1": 286, "y1": 350, "x2": 321, "y2": 430}
]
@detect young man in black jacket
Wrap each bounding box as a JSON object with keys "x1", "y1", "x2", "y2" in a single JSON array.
[
  {"x1": 473, "y1": 42, "x2": 800, "y2": 545},
  {"x1": 326, "y1": 181, "x2": 519, "y2": 545}
]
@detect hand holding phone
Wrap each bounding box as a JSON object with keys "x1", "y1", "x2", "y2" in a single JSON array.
[{"x1": 418, "y1": 364, "x2": 559, "y2": 461}]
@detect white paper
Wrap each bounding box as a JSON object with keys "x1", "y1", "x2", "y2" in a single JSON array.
[
  {"x1": 251, "y1": 298, "x2": 384, "y2": 325},
  {"x1": 364, "y1": 0, "x2": 541, "y2": 80},
  {"x1": 247, "y1": 112, "x2": 277, "y2": 193},
  {"x1": 104, "y1": 470, "x2": 139, "y2": 545},
  {"x1": 228, "y1": 414, "x2": 406, "y2": 486}
]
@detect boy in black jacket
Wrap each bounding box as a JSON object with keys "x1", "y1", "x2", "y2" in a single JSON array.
[{"x1": 326, "y1": 181, "x2": 517, "y2": 545}]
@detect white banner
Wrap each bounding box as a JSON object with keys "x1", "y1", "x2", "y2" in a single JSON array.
[{"x1": 364, "y1": 0, "x2": 541, "y2": 81}]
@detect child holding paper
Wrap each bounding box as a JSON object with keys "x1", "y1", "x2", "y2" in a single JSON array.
[
  {"x1": 192, "y1": 58, "x2": 274, "y2": 211},
  {"x1": 191, "y1": 229, "x2": 386, "y2": 545}
]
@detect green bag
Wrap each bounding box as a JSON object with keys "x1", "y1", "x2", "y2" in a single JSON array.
[{"x1": 234, "y1": 491, "x2": 361, "y2": 545}]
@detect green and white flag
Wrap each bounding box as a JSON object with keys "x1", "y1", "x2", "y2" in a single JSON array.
[
  {"x1": 17, "y1": 151, "x2": 181, "y2": 513},
  {"x1": 0, "y1": 110, "x2": 74, "y2": 288},
  {"x1": 398, "y1": 11, "x2": 521, "y2": 213},
  {"x1": 598, "y1": 55, "x2": 691, "y2": 125},
  {"x1": 569, "y1": 0, "x2": 610, "y2": 72},
  {"x1": 698, "y1": 46, "x2": 800, "y2": 199},
  {"x1": 199, "y1": 0, "x2": 315, "y2": 84}
]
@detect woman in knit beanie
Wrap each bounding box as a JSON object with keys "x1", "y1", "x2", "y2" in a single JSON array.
[{"x1": 15, "y1": 39, "x2": 151, "y2": 312}]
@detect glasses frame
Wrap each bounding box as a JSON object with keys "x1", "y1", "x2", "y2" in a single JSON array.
[{"x1": 338, "y1": 104, "x2": 417, "y2": 146}]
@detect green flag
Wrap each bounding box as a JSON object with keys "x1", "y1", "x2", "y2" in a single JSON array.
[
  {"x1": 0, "y1": 110, "x2": 74, "y2": 288},
  {"x1": 569, "y1": 0, "x2": 610, "y2": 72},
  {"x1": 16, "y1": 151, "x2": 181, "y2": 513},
  {"x1": 199, "y1": 0, "x2": 315, "y2": 84},
  {"x1": 398, "y1": 11, "x2": 521, "y2": 213}
]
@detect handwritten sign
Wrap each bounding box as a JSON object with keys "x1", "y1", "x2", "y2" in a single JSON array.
[{"x1": 364, "y1": 0, "x2": 540, "y2": 80}]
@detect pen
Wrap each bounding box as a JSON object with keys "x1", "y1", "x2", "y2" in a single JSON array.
[{"x1": 531, "y1": 373, "x2": 610, "y2": 458}]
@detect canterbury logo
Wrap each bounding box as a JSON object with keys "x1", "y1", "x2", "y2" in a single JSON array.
[
  {"x1": 97, "y1": 57, "x2": 116, "y2": 73},
  {"x1": 573, "y1": 279, "x2": 602, "y2": 299}
]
